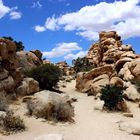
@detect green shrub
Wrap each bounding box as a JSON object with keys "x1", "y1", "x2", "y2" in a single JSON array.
[
  {"x1": 25, "y1": 64, "x2": 62, "y2": 90},
  {"x1": 0, "y1": 112, "x2": 26, "y2": 133},
  {"x1": 73, "y1": 57, "x2": 96, "y2": 73},
  {"x1": 100, "y1": 84, "x2": 124, "y2": 110}
]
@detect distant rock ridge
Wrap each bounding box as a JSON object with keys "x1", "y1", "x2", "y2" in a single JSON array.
[{"x1": 76, "y1": 31, "x2": 140, "y2": 102}]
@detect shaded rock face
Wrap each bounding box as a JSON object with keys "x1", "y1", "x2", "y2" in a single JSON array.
[
  {"x1": 17, "y1": 51, "x2": 42, "y2": 71},
  {"x1": 76, "y1": 31, "x2": 140, "y2": 99},
  {"x1": 16, "y1": 78, "x2": 39, "y2": 96},
  {"x1": 0, "y1": 38, "x2": 23, "y2": 94},
  {"x1": 0, "y1": 38, "x2": 42, "y2": 97}
]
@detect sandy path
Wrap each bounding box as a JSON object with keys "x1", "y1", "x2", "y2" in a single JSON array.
[{"x1": 0, "y1": 80, "x2": 140, "y2": 140}]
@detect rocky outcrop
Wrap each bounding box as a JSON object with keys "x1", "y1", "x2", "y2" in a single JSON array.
[
  {"x1": 0, "y1": 38, "x2": 23, "y2": 94},
  {"x1": 0, "y1": 38, "x2": 42, "y2": 98},
  {"x1": 17, "y1": 51, "x2": 42, "y2": 71},
  {"x1": 56, "y1": 61, "x2": 75, "y2": 76},
  {"x1": 76, "y1": 31, "x2": 140, "y2": 99},
  {"x1": 16, "y1": 78, "x2": 39, "y2": 96}
]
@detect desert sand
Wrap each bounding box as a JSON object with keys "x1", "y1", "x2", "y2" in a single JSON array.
[{"x1": 0, "y1": 80, "x2": 140, "y2": 140}]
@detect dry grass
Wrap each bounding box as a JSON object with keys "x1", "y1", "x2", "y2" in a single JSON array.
[{"x1": 0, "y1": 112, "x2": 26, "y2": 134}]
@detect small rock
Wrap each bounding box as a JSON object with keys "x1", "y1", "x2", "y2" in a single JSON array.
[
  {"x1": 123, "y1": 113, "x2": 133, "y2": 118},
  {"x1": 34, "y1": 134, "x2": 64, "y2": 140},
  {"x1": 0, "y1": 111, "x2": 6, "y2": 117},
  {"x1": 94, "y1": 100, "x2": 104, "y2": 111},
  {"x1": 119, "y1": 121, "x2": 140, "y2": 135}
]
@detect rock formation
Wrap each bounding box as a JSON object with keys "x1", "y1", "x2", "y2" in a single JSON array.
[
  {"x1": 0, "y1": 38, "x2": 22, "y2": 95},
  {"x1": 0, "y1": 38, "x2": 41, "y2": 98},
  {"x1": 76, "y1": 31, "x2": 140, "y2": 101},
  {"x1": 56, "y1": 61, "x2": 75, "y2": 76}
]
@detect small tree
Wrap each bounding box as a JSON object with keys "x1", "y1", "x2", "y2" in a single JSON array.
[
  {"x1": 73, "y1": 57, "x2": 95, "y2": 73},
  {"x1": 100, "y1": 84, "x2": 124, "y2": 110},
  {"x1": 25, "y1": 64, "x2": 62, "y2": 90},
  {"x1": 2, "y1": 36, "x2": 24, "y2": 51}
]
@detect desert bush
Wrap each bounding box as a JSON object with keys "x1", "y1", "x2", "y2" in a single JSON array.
[
  {"x1": 1, "y1": 112, "x2": 26, "y2": 133},
  {"x1": 100, "y1": 84, "x2": 124, "y2": 110},
  {"x1": 73, "y1": 57, "x2": 96, "y2": 73},
  {"x1": 27, "y1": 101, "x2": 74, "y2": 122},
  {"x1": 25, "y1": 64, "x2": 62, "y2": 90}
]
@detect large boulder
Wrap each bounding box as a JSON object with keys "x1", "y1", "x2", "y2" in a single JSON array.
[
  {"x1": 119, "y1": 121, "x2": 140, "y2": 135},
  {"x1": 16, "y1": 78, "x2": 39, "y2": 95},
  {"x1": 76, "y1": 65, "x2": 113, "y2": 93},
  {"x1": 0, "y1": 38, "x2": 24, "y2": 95},
  {"x1": 16, "y1": 51, "x2": 42, "y2": 71},
  {"x1": 128, "y1": 58, "x2": 140, "y2": 79},
  {"x1": 89, "y1": 74, "x2": 109, "y2": 95},
  {"x1": 0, "y1": 76, "x2": 15, "y2": 93},
  {"x1": 119, "y1": 62, "x2": 134, "y2": 81},
  {"x1": 27, "y1": 90, "x2": 74, "y2": 122},
  {"x1": 30, "y1": 50, "x2": 42, "y2": 61},
  {"x1": 110, "y1": 77, "x2": 124, "y2": 87},
  {"x1": 123, "y1": 83, "x2": 140, "y2": 102}
]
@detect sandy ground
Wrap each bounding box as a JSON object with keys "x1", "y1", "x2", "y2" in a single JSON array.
[{"x1": 0, "y1": 80, "x2": 140, "y2": 140}]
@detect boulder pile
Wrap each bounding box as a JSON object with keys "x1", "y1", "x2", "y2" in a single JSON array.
[
  {"x1": 76, "y1": 31, "x2": 140, "y2": 102},
  {"x1": 0, "y1": 38, "x2": 41, "y2": 97}
]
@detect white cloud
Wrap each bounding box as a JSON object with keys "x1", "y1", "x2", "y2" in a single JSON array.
[
  {"x1": 45, "y1": 16, "x2": 59, "y2": 30},
  {"x1": 64, "y1": 51, "x2": 88, "y2": 60},
  {"x1": 34, "y1": 25, "x2": 46, "y2": 32},
  {"x1": 9, "y1": 11, "x2": 22, "y2": 19},
  {"x1": 0, "y1": 0, "x2": 10, "y2": 18},
  {"x1": 31, "y1": 1, "x2": 42, "y2": 9},
  {"x1": 34, "y1": 0, "x2": 140, "y2": 40},
  {"x1": 42, "y1": 42, "x2": 82, "y2": 58},
  {"x1": 0, "y1": 0, "x2": 22, "y2": 20}
]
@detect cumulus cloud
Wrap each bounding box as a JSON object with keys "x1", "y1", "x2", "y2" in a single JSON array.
[
  {"x1": 64, "y1": 51, "x2": 88, "y2": 60},
  {"x1": 9, "y1": 11, "x2": 22, "y2": 19},
  {"x1": 34, "y1": 16, "x2": 59, "y2": 32},
  {"x1": 0, "y1": 0, "x2": 21, "y2": 20},
  {"x1": 34, "y1": 0, "x2": 140, "y2": 40},
  {"x1": 42, "y1": 42, "x2": 82, "y2": 58},
  {"x1": 0, "y1": 0, "x2": 10, "y2": 18},
  {"x1": 34, "y1": 25, "x2": 46, "y2": 32}
]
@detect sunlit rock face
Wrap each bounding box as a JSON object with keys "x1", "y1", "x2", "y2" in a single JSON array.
[{"x1": 76, "y1": 31, "x2": 140, "y2": 101}]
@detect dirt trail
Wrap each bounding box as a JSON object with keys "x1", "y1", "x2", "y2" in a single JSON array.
[{"x1": 0, "y1": 80, "x2": 139, "y2": 140}]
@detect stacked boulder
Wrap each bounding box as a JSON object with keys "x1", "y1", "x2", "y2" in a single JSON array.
[
  {"x1": 0, "y1": 38, "x2": 40, "y2": 97},
  {"x1": 0, "y1": 38, "x2": 22, "y2": 95},
  {"x1": 56, "y1": 61, "x2": 75, "y2": 76},
  {"x1": 76, "y1": 31, "x2": 140, "y2": 102}
]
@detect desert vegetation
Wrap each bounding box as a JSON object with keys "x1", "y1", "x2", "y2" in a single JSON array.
[
  {"x1": 0, "y1": 112, "x2": 26, "y2": 135},
  {"x1": 100, "y1": 84, "x2": 124, "y2": 111},
  {"x1": 25, "y1": 64, "x2": 62, "y2": 90},
  {"x1": 73, "y1": 57, "x2": 95, "y2": 73}
]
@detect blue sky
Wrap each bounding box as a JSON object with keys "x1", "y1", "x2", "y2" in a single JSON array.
[{"x1": 0, "y1": 0, "x2": 140, "y2": 64}]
